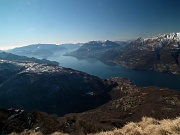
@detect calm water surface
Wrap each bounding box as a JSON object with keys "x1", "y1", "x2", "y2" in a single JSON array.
[{"x1": 48, "y1": 55, "x2": 180, "y2": 91}]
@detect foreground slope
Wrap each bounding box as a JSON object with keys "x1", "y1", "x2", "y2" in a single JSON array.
[
  {"x1": 0, "y1": 77, "x2": 179, "y2": 134},
  {"x1": 9, "y1": 117, "x2": 180, "y2": 135},
  {"x1": 91, "y1": 117, "x2": 180, "y2": 135},
  {"x1": 100, "y1": 32, "x2": 180, "y2": 74}
]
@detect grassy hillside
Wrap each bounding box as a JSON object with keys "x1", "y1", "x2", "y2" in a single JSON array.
[
  {"x1": 10, "y1": 117, "x2": 180, "y2": 135},
  {"x1": 92, "y1": 117, "x2": 180, "y2": 135}
]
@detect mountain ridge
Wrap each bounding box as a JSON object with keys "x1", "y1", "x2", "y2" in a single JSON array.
[
  {"x1": 0, "y1": 52, "x2": 59, "y2": 66},
  {"x1": 66, "y1": 40, "x2": 128, "y2": 58},
  {"x1": 0, "y1": 52, "x2": 179, "y2": 134},
  {"x1": 6, "y1": 44, "x2": 68, "y2": 59},
  {"x1": 98, "y1": 32, "x2": 180, "y2": 74},
  {"x1": 0, "y1": 59, "x2": 112, "y2": 116}
]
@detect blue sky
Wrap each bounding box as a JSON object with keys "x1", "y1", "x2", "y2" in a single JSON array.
[{"x1": 0, "y1": 0, "x2": 180, "y2": 49}]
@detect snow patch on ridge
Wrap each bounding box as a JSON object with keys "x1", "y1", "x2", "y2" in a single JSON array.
[{"x1": 144, "y1": 32, "x2": 180, "y2": 42}]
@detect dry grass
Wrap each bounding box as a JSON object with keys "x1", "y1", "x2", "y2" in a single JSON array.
[
  {"x1": 91, "y1": 117, "x2": 180, "y2": 135},
  {"x1": 9, "y1": 117, "x2": 180, "y2": 135}
]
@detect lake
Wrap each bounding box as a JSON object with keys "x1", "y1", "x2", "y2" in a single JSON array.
[{"x1": 48, "y1": 55, "x2": 180, "y2": 91}]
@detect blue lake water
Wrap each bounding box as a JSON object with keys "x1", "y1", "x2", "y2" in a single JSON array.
[{"x1": 48, "y1": 55, "x2": 180, "y2": 91}]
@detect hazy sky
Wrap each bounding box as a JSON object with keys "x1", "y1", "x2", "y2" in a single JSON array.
[{"x1": 0, "y1": 0, "x2": 180, "y2": 49}]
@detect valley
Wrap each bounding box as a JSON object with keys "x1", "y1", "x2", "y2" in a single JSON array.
[
  {"x1": 0, "y1": 32, "x2": 180, "y2": 135},
  {"x1": 69, "y1": 33, "x2": 180, "y2": 75},
  {"x1": 1, "y1": 0, "x2": 180, "y2": 134}
]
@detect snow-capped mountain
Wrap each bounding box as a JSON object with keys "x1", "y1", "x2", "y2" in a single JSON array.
[
  {"x1": 144, "y1": 32, "x2": 180, "y2": 42},
  {"x1": 131, "y1": 32, "x2": 180, "y2": 51},
  {"x1": 99, "y1": 32, "x2": 180, "y2": 74}
]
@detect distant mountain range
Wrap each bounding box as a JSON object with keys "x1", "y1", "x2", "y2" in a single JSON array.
[
  {"x1": 0, "y1": 40, "x2": 179, "y2": 134},
  {"x1": 3, "y1": 33, "x2": 180, "y2": 75},
  {"x1": 66, "y1": 40, "x2": 128, "y2": 58},
  {"x1": 60, "y1": 43, "x2": 83, "y2": 51},
  {"x1": 5, "y1": 41, "x2": 128, "y2": 60},
  {"x1": 99, "y1": 32, "x2": 180, "y2": 74},
  {"x1": 115, "y1": 40, "x2": 133, "y2": 46},
  {"x1": 65, "y1": 33, "x2": 180, "y2": 74},
  {"x1": 0, "y1": 52, "x2": 59, "y2": 66},
  {"x1": 6, "y1": 43, "x2": 82, "y2": 59}
]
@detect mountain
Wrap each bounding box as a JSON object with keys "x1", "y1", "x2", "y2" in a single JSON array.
[
  {"x1": 60, "y1": 43, "x2": 83, "y2": 52},
  {"x1": 0, "y1": 59, "x2": 112, "y2": 116},
  {"x1": 100, "y1": 32, "x2": 180, "y2": 74},
  {"x1": 0, "y1": 52, "x2": 59, "y2": 66},
  {"x1": 115, "y1": 40, "x2": 131, "y2": 46},
  {"x1": 7, "y1": 44, "x2": 68, "y2": 59},
  {"x1": 0, "y1": 77, "x2": 179, "y2": 134},
  {"x1": 0, "y1": 56, "x2": 179, "y2": 135},
  {"x1": 66, "y1": 40, "x2": 125, "y2": 58},
  {"x1": 0, "y1": 37, "x2": 179, "y2": 134}
]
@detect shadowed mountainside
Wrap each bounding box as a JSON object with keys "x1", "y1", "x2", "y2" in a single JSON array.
[
  {"x1": 0, "y1": 59, "x2": 113, "y2": 116},
  {"x1": 0, "y1": 77, "x2": 179, "y2": 134}
]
